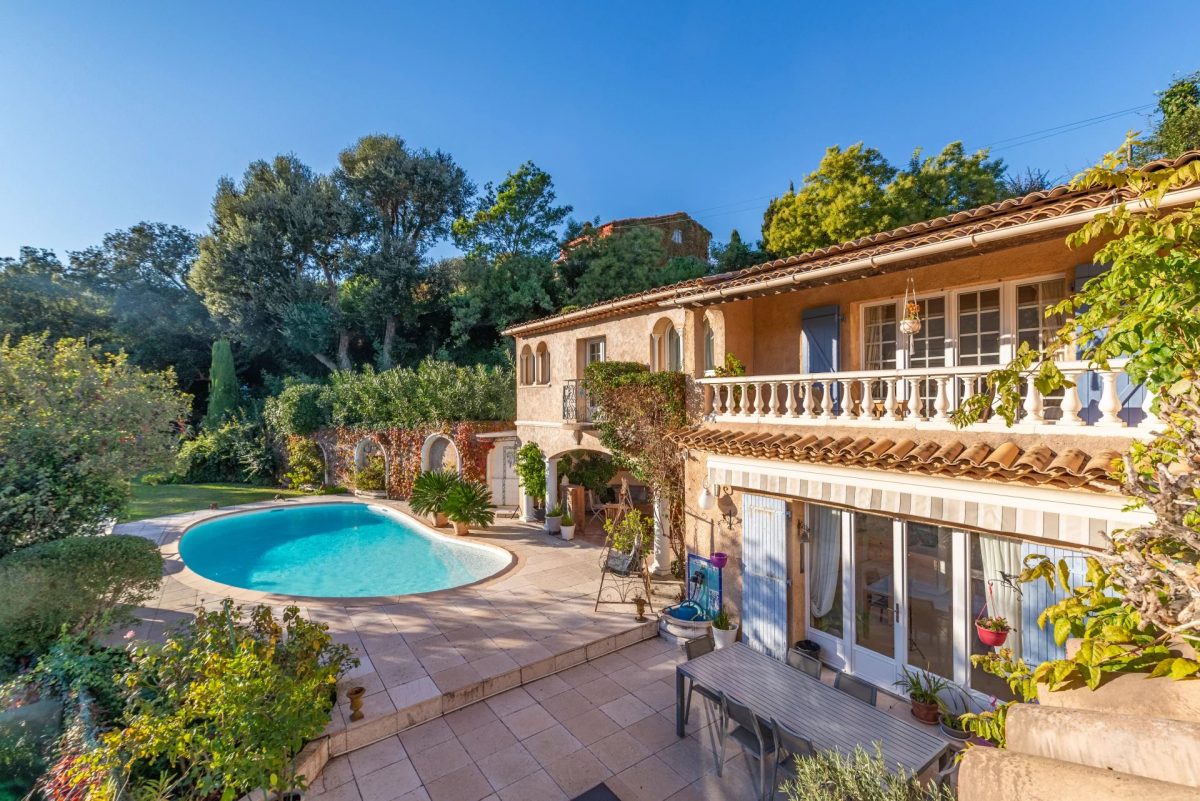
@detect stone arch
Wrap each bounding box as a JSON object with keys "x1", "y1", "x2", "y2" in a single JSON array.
[
  {"x1": 534, "y1": 341, "x2": 551, "y2": 385},
  {"x1": 352, "y1": 435, "x2": 390, "y2": 490},
  {"x1": 519, "y1": 344, "x2": 534, "y2": 385},
  {"x1": 421, "y1": 433, "x2": 462, "y2": 474},
  {"x1": 703, "y1": 307, "x2": 726, "y2": 373},
  {"x1": 316, "y1": 440, "x2": 334, "y2": 486},
  {"x1": 650, "y1": 316, "x2": 682, "y2": 372}
]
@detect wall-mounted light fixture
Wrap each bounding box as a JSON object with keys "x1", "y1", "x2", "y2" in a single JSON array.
[{"x1": 697, "y1": 477, "x2": 738, "y2": 528}]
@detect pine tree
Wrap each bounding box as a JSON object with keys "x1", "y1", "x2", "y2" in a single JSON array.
[{"x1": 204, "y1": 339, "x2": 239, "y2": 427}]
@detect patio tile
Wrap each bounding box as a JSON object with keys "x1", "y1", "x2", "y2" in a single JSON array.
[
  {"x1": 485, "y1": 687, "x2": 536, "y2": 717},
  {"x1": 309, "y1": 778, "x2": 363, "y2": 801},
  {"x1": 540, "y1": 688, "x2": 593, "y2": 722},
  {"x1": 409, "y1": 736, "x2": 470, "y2": 784},
  {"x1": 543, "y1": 746, "x2": 612, "y2": 798},
  {"x1": 431, "y1": 662, "x2": 483, "y2": 694},
  {"x1": 355, "y1": 759, "x2": 423, "y2": 801},
  {"x1": 656, "y1": 736, "x2": 719, "y2": 783},
  {"x1": 589, "y1": 651, "x2": 638, "y2": 675},
  {"x1": 577, "y1": 675, "x2": 626, "y2": 706},
  {"x1": 608, "y1": 754, "x2": 689, "y2": 801},
  {"x1": 626, "y1": 711, "x2": 680, "y2": 751},
  {"x1": 444, "y1": 702, "x2": 499, "y2": 736},
  {"x1": 476, "y1": 742, "x2": 541, "y2": 790},
  {"x1": 501, "y1": 703, "x2": 558, "y2": 740},
  {"x1": 400, "y1": 719, "x2": 456, "y2": 757},
  {"x1": 521, "y1": 723, "x2": 583, "y2": 767},
  {"x1": 556, "y1": 662, "x2": 604, "y2": 687},
  {"x1": 632, "y1": 679, "x2": 679, "y2": 711},
  {"x1": 495, "y1": 769, "x2": 567, "y2": 801},
  {"x1": 523, "y1": 674, "x2": 570, "y2": 702},
  {"x1": 559, "y1": 707, "x2": 621, "y2": 745},
  {"x1": 589, "y1": 730, "x2": 649, "y2": 773},
  {"x1": 424, "y1": 764, "x2": 493, "y2": 801},
  {"x1": 317, "y1": 754, "x2": 355, "y2": 789},
  {"x1": 348, "y1": 735, "x2": 407, "y2": 778},
  {"x1": 600, "y1": 695, "x2": 655, "y2": 728},
  {"x1": 458, "y1": 719, "x2": 518, "y2": 761}
]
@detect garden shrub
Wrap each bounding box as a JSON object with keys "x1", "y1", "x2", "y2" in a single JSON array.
[
  {"x1": 515, "y1": 442, "x2": 546, "y2": 503},
  {"x1": 559, "y1": 451, "x2": 616, "y2": 496},
  {"x1": 354, "y1": 454, "x2": 386, "y2": 491},
  {"x1": 782, "y1": 745, "x2": 954, "y2": 801},
  {"x1": 0, "y1": 536, "x2": 162, "y2": 665},
  {"x1": 173, "y1": 415, "x2": 276, "y2": 485},
  {"x1": 0, "y1": 335, "x2": 190, "y2": 556},
  {"x1": 82, "y1": 603, "x2": 356, "y2": 801},
  {"x1": 266, "y1": 382, "x2": 331, "y2": 436},
  {"x1": 283, "y1": 437, "x2": 324, "y2": 489}
]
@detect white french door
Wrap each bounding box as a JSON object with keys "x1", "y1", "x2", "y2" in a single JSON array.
[{"x1": 806, "y1": 508, "x2": 966, "y2": 690}]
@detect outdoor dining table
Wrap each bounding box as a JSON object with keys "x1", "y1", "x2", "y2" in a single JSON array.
[{"x1": 675, "y1": 642, "x2": 948, "y2": 775}]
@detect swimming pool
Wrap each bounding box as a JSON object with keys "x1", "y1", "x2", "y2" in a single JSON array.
[{"x1": 179, "y1": 503, "x2": 511, "y2": 597}]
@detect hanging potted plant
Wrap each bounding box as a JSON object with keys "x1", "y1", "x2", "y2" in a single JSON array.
[
  {"x1": 442, "y1": 478, "x2": 495, "y2": 536},
  {"x1": 894, "y1": 667, "x2": 948, "y2": 725},
  {"x1": 976, "y1": 615, "x2": 1011, "y2": 647},
  {"x1": 899, "y1": 277, "x2": 922, "y2": 335},
  {"x1": 711, "y1": 605, "x2": 739, "y2": 649}
]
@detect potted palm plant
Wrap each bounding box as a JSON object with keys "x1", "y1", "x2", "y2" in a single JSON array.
[
  {"x1": 894, "y1": 667, "x2": 948, "y2": 725},
  {"x1": 711, "y1": 605, "x2": 739, "y2": 649},
  {"x1": 545, "y1": 502, "x2": 563, "y2": 535},
  {"x1": 560, "y1": 508, "x2": 575, "y2": 541},
  {"x1": 408, "y1": 469, "x2": 457, "y2": 526},
  {"x1": 443, "y1": 478, "x2": 495, "y2": 536}
]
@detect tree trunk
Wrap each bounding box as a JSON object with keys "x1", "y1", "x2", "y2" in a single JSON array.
[
  {"x1": 313, "y1": 352, "x2": 338, "y2": 372},
  {"x1": 379, "y1": 316, "x2": 397, "y2": 370},
  {"x1": 337, "y1": 331, "x2": 352, "y2": 371}
]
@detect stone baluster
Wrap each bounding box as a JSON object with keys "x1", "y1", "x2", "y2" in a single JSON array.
[
  {"x1": 1022, "y1": 375, "x2": 1045, "y2": 425},
  {"x1": 1141, "y1": 385, "x2": 1160, "y2": 431},
  {"x1": 932, "y1": 376, "x2": 950, "y2": 422},
  {"x1": 1097, "y1": 370, "x2": 1126, "y2": 427},
  {"x1": 703, "y1": 383, "x2": 715, "y2": 417},
  {"x1": 837, "y1": 379, "x2": 856, "y2": 422},
  {"x1": 883, "y1": 378, "x2": 899, "y2": 421},
  {"x1": 820, "y1": 381, "x2": 835, "y2": 419},
  {"x1": 758, "y1": 382, "x2": 772, "y2": 417},
  {"x1": 905, "y1": 378, "x2": 921, "y2": 421},
  {"x1": 1058, "y1": 369, "x2": 1083, "y2": 426}
]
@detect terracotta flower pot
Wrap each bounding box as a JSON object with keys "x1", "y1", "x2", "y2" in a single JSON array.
[
  {"x1": 434, "y1": 512, "x2": 449, "y2": 527},
  {"x1": 453, "y1": 521, "x2": 470, "y2": 536},
  {"x1": 910, "y1": 698, "x2": 940, "y2": 725},
  {"x1": 976, "y1": 623, "x2": 1008, "y2": 647}
]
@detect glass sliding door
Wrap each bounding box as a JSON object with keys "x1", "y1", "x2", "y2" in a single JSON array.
[
  {"x1": 904, "y1": 523, "x2": 956, "y2": 681},
  {"x1": 805, "y1": 505, "x2": 846, "y2": 667},
  {"x1": 850, "y1": 512, "x2": 901, "y2": 686}
]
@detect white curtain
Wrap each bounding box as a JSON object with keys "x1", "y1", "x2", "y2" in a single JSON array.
[
  {"x1": 979, "y1": 533, "x2": 1024, "y2": 660},
  {"x1": 809, "y1": 506, "x2": 841, "y2": 618}
]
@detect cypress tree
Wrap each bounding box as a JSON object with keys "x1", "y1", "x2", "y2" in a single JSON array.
[{"x1": 205, "y1": 339, "x2": 239, "y2": 427}]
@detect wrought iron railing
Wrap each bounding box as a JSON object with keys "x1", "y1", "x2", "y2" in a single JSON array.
[{"x1": 562, "y1": 379, "x2": 596, "y2": 423}]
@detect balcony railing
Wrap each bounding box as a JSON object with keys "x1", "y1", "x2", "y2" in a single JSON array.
[
  {"x1": 562, "y1": 379, "x2": 596, "y2": 424},
  {"x1": 698, "y1": 361, "x2": 1155, "y2": 435}
]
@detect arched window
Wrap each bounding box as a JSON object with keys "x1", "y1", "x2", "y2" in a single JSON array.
[
  {"x1": 519, "y1": 345, "x2": 534, "y2": 385},
  {"x1": 667, "y1": 327, "x2": 683, "y2": 371},
  {"x1": 703, "y1": 322, "x2": 716, "y2": 372},
  {"x1": 535, "y1": 342, "x2": 550, "y2": 385}
]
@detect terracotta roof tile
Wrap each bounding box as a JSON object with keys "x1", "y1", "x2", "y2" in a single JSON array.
[
  {"x1": 507, "y1": 150, "x2": 1200, "y2": 337},
  {"x1": 673, "y1": 426, "x2": 1123, "y2": 492}
]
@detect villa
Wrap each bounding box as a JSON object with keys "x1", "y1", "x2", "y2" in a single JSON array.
[{"x1": 505, "y1": 157, "x2": 1200, "y2": 707}]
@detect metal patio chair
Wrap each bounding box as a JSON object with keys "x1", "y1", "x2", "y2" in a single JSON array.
[
  {"x1": 834, "y1": 671, "x2": 878, "y2": 705},
  {"x1": 718, "y1": 692, "x2": 777, "y2": 801},
  {"x1": 786, "y1": 648, "x2": 822, "y2": 679},
  {"x1": 769, "y1": 718, "x2": 816, "y2": 796},
  {"x1": 683, "y1": 635, "x2": 718, "y2": 724}
]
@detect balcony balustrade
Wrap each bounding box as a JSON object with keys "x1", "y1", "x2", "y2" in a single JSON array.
[
  {"x1": 698, "y1": 361, "x2": 1154, "y2": 436},
  {"x1": 562, "y1": 379, "x2": 597, "y2": 424}
]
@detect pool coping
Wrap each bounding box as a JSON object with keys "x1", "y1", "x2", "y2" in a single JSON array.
[{"x1": 159, "y1": 496, "x2": 524, "y2": 608}]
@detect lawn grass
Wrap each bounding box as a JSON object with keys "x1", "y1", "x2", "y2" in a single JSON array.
[{"x1": 121, "y1": 481, "x2": 308, "y2": 522}]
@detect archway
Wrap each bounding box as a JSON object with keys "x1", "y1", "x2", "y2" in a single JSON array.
[
  {"x1": 352, "y1": 436, "x2": 389, "y2": 495},
  {"x1": 650, "y1": 316, "x2": 683, "y2": 372},
  {"x1": 421, "y1": 433, "x2": 462, "y2": 475}
]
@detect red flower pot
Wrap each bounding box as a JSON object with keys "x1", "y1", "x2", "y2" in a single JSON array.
[
  {"x1": 976, "y1": 623, "x2": 1008, "y2": 647},
  {"x1": 709, "y1": 552, "x2": 728, "y2": 569}
]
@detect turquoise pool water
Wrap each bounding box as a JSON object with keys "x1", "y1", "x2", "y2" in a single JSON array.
[{"x1": 179, "y1": 503, "x2": 510, "y2": 597}]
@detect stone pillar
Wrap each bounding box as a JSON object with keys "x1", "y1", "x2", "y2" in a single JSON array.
[
  {"x1": 649, "y1": 492, "x2": 671, "y2": 577},
  {"x1": 544, "y1": 456, "x2": 559, "y2": 516},
  {"x1": 520, "y1": 492, "x2": 536, "y2": 522}
]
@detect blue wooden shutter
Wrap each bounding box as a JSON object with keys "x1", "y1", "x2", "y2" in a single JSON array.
[
  {"x1": 1018, "y1": 543, "x2": 1088, "y2": 665},
  {"x1": 802, "y1": 305, "x2": 841, "y2": 373},
  {"x1": 741, "y1": 493, "x2": 790, "y2": 659}
]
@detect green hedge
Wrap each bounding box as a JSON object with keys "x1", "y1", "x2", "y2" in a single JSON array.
[
  {"x1": 267, "y1": 358, "x2": 515, "y2": 434},
  {"x1": 0, "y1": 535, "x2": 163, "y2": 664}
]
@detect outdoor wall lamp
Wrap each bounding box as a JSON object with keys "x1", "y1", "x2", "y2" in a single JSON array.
[{"x1": 697, "y1": 477, "x2": 739, "y2": 528}]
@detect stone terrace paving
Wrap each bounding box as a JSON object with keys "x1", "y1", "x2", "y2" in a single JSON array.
[{"x1": 117, "y1": 497, "x2": 950, "y2": 801}]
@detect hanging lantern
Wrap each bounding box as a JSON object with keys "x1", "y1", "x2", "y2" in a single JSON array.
[
  {"x1": 900, "y1": 277, "x2": 922, "y2": 335},
  {"x1": 697, "y1": 480, "x2": 716, "y2": 511}
]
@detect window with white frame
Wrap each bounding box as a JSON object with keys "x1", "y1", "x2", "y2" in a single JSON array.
[
  {"x1": 671, "y1": 228, "x2": 683, "y2": 244},
  {"x1": 956, "y1": 288, "x2": 1002, "y2": 366},
  {"x1": 585, "y1": 337, "x2": 606, "y2": 366},
  {"x1": 667, "y1": 327, "x2": 683, "y2": 371},
  {"x1": 1015, "y1": 279, "x2": 1067, "y2": 354},
  {"x1": 863, "y1": 303, "x2": 898, "y2": 370}
]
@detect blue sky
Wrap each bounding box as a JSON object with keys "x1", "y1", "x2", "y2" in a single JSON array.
[{"x1": 2, "y1": 1, "x2": 1198, "y2": 260}]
